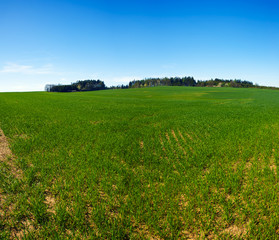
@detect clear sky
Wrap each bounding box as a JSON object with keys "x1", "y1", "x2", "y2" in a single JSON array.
[{"x1": 1, "y1": 0, "x2": 279, "y2": 92}]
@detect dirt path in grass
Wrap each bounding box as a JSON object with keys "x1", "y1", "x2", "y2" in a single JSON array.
[
  {"x1": 0, "y1": 128, "x2": 12, "y2": 161},
  {"x1": 0, "y1": 128, "x2": 23, "y2": 178},
  {"x1": 0, "y1": 128, "x2": 11, "y2": 211},
  {"x1": 0, "y1": 128, "x2": 27, "y2": 239}
]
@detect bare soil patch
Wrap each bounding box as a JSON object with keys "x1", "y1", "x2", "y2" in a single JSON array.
[
  {"x1": 0, "y1": 129, "x2": 12, "y2": 160},
  {"x1": 0, "y1": 128, "x2": 22, "y2": 178},
  {"x1": 44, "y1": 190, "x2": 56, "y2": 214},
  {"x1": 223, "y1": 225, "x2": 247, "y2": 238},
  {"x1": 140, "y1": 140, "x2": 144, "y2": 149}
]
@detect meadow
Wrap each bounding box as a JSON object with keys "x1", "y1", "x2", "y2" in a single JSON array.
[{"x1": 0, "y1": 86, "x2": 279, "y2": 239}]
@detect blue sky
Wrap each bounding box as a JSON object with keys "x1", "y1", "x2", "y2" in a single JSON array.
[{"x1": 0, "y1": 0, "x2": 279, "y2": 92}]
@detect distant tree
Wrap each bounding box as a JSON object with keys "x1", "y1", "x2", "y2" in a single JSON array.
[
  {"x1": 45, "y1": 84, "x2": 55, "y2": 92},
  {"x1": 46, "y1": 80, "x2": 106, "y2": 92}
]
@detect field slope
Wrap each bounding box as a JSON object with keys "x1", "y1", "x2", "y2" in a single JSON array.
[{"x1": 0, "y1": 87, "x2": 279, "y2": 239}]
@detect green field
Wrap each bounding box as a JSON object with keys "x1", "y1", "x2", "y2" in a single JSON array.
[{"x1": 1, "y1": 87, "x2": 279, "y2": 239}]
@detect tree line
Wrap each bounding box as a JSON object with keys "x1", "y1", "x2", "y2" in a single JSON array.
[
  {"x1": 128, "y1": 77, "x2": 254, "y2": 88},
  {"x1": 45, "y1": 77, "x2": 276, "y2": 92}
]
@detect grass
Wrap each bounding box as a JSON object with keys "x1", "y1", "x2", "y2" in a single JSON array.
[{"x1": 0, "y1": 86, "x2": 279, "y2": 239}]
